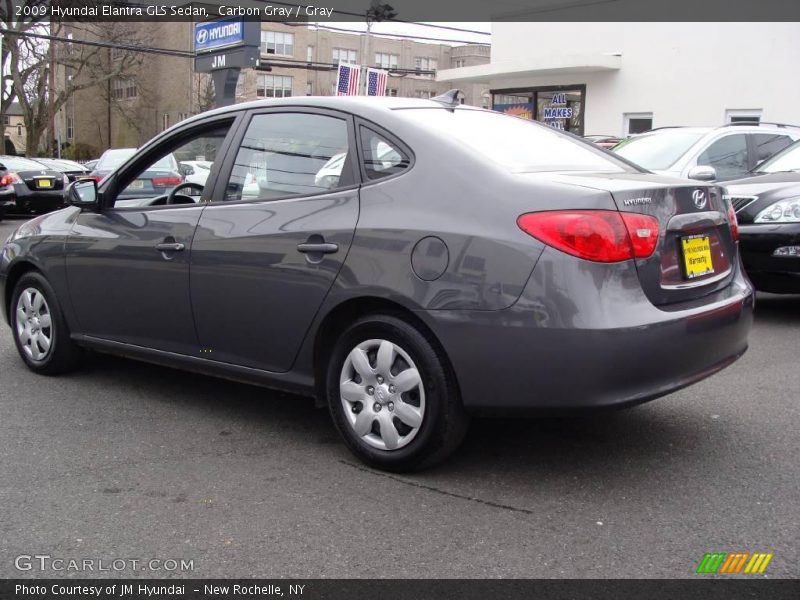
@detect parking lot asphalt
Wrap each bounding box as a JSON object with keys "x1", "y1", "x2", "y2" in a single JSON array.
[{"x1": 0, "y1": 217, "x2": 798, "y2": 579}]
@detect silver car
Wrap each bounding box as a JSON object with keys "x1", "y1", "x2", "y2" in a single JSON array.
[{"x1": 1, "y1": 95, "x2": 753, "y2": 471}]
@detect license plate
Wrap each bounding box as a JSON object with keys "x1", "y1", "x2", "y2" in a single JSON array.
[
  {"x1": 36, "y1": 179, "x2": 53, "y2": 189},
  {"x1": 129, "y1": 179, "x2": 144, "y2": 189},
  {"x1": 681, "y1": 235, "x2": 715, "y2": 279}
]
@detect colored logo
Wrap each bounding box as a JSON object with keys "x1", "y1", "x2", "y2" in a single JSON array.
[{"x1": 696, "y1": 552, "x2": 773, "y2": 574}]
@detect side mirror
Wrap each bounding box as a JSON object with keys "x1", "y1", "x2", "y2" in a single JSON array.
[
  {"x1": 180, "y1": 163, "x2": 194, "y2": 176},
  {"x1": 687, "y1": 165, "x2": 717, "y2": 181},
  {"x1": 67, "y1": 179, "x2": 100, "y2": 210}
]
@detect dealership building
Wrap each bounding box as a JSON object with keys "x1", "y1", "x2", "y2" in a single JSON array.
[{"x1": 438, "y1": 22, "x2": 800, "y2": 137}]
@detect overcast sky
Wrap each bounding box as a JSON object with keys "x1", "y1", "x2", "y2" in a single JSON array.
[{"x1": 313, "y1": 21, "x2": 492, "y2": 45}]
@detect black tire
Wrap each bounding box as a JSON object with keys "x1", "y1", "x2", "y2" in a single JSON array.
[
  {"x1": 10, "y1": 271, "x2": 83, "y2": 375},
  {"x1": 326, "y1": 313, "x2": 469, "y2": 472}
]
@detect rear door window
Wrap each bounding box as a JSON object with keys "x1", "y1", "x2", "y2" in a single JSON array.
[
  {"x1": 697, "y1": 134, "x2": 748, "y2": 179},
  {"x1": 751, "y1": 133, "x2": 794, "y2": 165},
  {"x1": 360, "y1": 127, "x2": 411, "y2": 180},
  {"x1": 223, "y1": 112, "x2": 352, "y2": 202}
]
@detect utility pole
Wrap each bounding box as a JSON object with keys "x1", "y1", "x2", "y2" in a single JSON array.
[{"x1": 363, "y1": 1, "x2": 397, "y2": 95}]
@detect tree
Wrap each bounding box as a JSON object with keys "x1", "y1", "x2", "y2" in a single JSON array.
[{"x1": 2, "y1": 1, "x2": 150, "y2": 155}]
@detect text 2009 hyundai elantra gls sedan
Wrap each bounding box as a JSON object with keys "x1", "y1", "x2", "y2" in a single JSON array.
[{"x1": 0, "y1": 94, "x2": 753, "y2": 471}]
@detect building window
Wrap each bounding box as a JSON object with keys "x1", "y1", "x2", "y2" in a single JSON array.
[
  {"x1": 112, "y1": 78, "x2": 136, "y2": 100},
  {"x1": 623, "y1": 112, "x2": 653, "y2": 135},
  {"x1": 306, "y1": 81, "x2": 313, "y2": 95},
  {"x1": 261, "y1": 31, "x2": 294, "y2": 57},
  {"x1": 307, "y1": 45, "x2": 313, "y2": 63},
  {"x1": 333, "y1": 48, "x2": 358, "y2": 64},
  {"x1": 66, "y1": 117, "x2": 74, "y2": 140},
  {"x1": 452, "y1": 58, "x2": 465, "y2": 68},
  {"x1": 111, "y1": 46, "x2": 125, "y2": 61},
  {"x1": 2, "y1": 115, "x2": 8, "y2": 126},
  {"x1": 726, "y1": 109, "x2": 762, "y2": 124},
  {"x1": 415, "y1": 90, "x2": 434, "y2": 99},
  {"x1": 162, "y1": 113, "x2": 170, "y2": 131},
  {"x1": 178, "y1": 113, "x2": 189, "y2": 122},
  {"x1": 374, "y1": 53, "x2": 398, "y2": 70},
  {"x1": 414, "y1": 57, "x2": 437, "y2": 76},
  {"x1": 18, "y1": 125, "x2": 23, "y2": 136},
  {"x1": 257, "y1": 74, "x2": 293, "y2": 98},
  {"x1": 387, "y1": 88, "x2": 398, "y2": 97}
]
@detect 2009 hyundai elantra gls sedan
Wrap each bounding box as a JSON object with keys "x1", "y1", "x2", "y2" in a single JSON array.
[{"x1": 0, "y1": 94, "x2": 754, "y2": 471}]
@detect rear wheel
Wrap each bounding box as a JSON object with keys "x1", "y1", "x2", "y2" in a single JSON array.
[
  {"x1": 326, "y1": 314, "x2": 469, "y2": 471},
  {"x1": 11, "y1": 272, "x2": 82, "y2": 374}
]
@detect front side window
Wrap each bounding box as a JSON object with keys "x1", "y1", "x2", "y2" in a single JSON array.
[
  {"x1": 400, "y1": 108, "x2": 636, "y2": 174},
  {"x1": 224, "y1": 113, "x2": 350, "y2": 202},
  {"x1": 361, "y1": 128, "x2": 410, "y2": 180},
  {"x1": 257, "y1": 75, "x2": 293, "y2": 98},
  {"x1": 697, "y1": 134, "x2": 748, "y2": 179},
  {"x1": 114, "y1": 125, "x2": 231, "y2": 202},
  {"x1": 261, "y1": 31, "x2": 294, "y2": 57}
]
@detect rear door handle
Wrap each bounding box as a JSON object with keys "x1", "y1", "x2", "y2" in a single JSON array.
[
  {"x1": 296, "y1": 242, "x2": 338, "y2": 254},
  {"x1": 155, "y1": 242, "x2": 185, "y2": 252}
]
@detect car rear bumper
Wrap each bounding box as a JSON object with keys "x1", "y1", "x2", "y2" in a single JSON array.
[
  {"x1": 1, "y1": 186, "x2": 66, "y2": 214},
  {"x1": 420, "y1": 248, "x2": 754, "y2": 414},
  {"x1": 739, "y1": 223, "x2": 800, "y2": 293}
]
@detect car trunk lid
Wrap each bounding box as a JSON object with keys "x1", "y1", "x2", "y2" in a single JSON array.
[{"x1": 547, "y1": 172, "x2": 737, "y2": 306}]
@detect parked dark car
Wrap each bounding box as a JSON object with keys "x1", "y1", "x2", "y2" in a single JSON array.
[
  {"x1": 0, "y1": 95, "x2": 754, "y2": 470},
  {"x1": 724, "y1": 139, "x2": 800, "y2": 293},
  {"x1": 0, "y1": 155, "x2": 68, "y2": 220},
  {"x1": 89, "y1": 148, "x2": 183, "y2": 199},
  {"x1": 33, "y1": 158, "x2": 92, "y2": 182}
]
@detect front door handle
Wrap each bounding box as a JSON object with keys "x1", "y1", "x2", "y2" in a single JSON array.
[
  {"x1": 155, "y1": 242, "x2": 185, "y2": 252},
  {"x1": 296, "y1": 242, "x2": 339, "y2": 254}
]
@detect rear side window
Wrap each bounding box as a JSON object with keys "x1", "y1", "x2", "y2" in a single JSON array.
[
  {"x1": 751, "y1": 133, "x2": 793, "y2": 163},
  {"x1": 697, "y1": 134, "x2": 748, "y2": 179},
  {"x1": 360, "y1": 127, "x2": 411, "y2": 180},
  {"x1": 224, "y1": 112, "x2": 351, "y2": 202}
]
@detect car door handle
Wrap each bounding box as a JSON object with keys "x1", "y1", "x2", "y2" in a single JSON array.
[
  {"x1": 155, "y1": 242, "x2": 185, "y2": 252},
  {"x1": 296, "y1": 242, "x2": 339, "y2": 254}
]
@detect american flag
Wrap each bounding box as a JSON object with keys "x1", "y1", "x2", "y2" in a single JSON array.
[
  {"x1": 366, "y1": 68, "x2": 388, "y2": 96},
  {"x1": 336, "y1": 63, "x2": 361, "y2": 96}
]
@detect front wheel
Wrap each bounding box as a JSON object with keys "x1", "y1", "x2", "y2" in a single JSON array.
[
  {"x1": 11, "y1": 272, "x2": 82, "y2": 374},
  {"x1": 326, "y1": 314, "x2": 469, "y2": 472}
]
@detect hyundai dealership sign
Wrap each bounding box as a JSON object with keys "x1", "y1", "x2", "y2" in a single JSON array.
[{"x1": 194, "y1": 18, "x2": 246, "y2": 54}]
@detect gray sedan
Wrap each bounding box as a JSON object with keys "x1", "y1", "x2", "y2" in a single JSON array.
[{"x1": 0, "y1": 94, "x2": 753, "y2": 471}]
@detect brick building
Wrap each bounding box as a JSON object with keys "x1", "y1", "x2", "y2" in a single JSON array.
[{"x1": 60, "y1": 22, "x2": 490, "y2": 157}]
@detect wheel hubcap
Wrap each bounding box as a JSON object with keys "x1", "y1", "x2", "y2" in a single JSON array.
[
  {"x1": 15, "y1": 287, "x2": 53, "y2": 362},
  {"x1": 340, "y1": 339, "x2": 426, "y2": 451}
]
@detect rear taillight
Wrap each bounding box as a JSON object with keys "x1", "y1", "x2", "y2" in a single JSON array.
[
  {"x1": 152, "y1": 175, "x2": 182, "y2": 187},
  {"x1": 517, "y1": 210, "x2": 659, "y2": 263},
  {"x1": 81, "y1": 175, "x2": 103, "y2": 183},
  {"x1": 0, "y1": 172, "x2": 22, "y2": 187},
  {"x1": 727, "y1": 203, "x2": 739, "y2": 242}
]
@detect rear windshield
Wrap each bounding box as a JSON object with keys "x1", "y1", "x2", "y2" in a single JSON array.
[
  {"x1": 613, "y1": 131, "x2": 705, "y2": 170},
  {"x1": 397, "y1": 108, "x2": 636, "y2": 173},
  {"x1": 756, "y1": 140, "x2": 800, "y2": 173},
  {"x1": 96, "y1": 149, "x2": 136, "y2": 170},
  {"x1": 0, "y1": 156, "x2": 49, "y2": 171}
]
